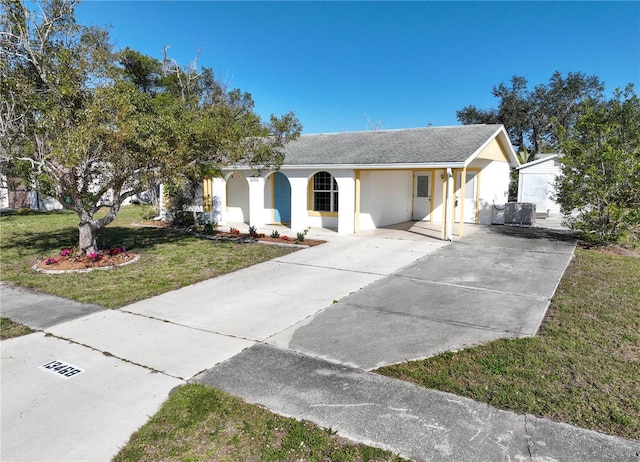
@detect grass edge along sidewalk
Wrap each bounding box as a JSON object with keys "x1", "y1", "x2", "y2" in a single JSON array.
[
  {"x1": 0, "y1": 207, "x2": 296, "y2": 308},
  {"x1": 378, "y1": 247, "x2": 640, "y2": 442},
  {"x1": 113, "y1": 383, "x2": 409, "y2": 462}
]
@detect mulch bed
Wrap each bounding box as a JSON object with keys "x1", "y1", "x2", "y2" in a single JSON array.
[
  {"x1": 198, "y1": 231, "x2": 326, "y2": 247},
  {"x1": 135, "y1": 221, "x2": 326, "y2": 247},
  {"x1": 34, "y1": 252, "x2": 139, "y2": 273}
]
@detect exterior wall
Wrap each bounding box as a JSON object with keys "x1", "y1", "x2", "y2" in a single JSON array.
[
  {"x1": 431, "y1": 169, "x2": 446, "y2": 225},
  {"x1": 211, "y1": 177, "x2": 227, "y2": 224},
  {"x1": 263, "y1": 173, "x2": 275, "y2": 223},
  {"x1": 518, "y1": 158, "x2": 562, "y2": 216},
  {"x1": 476, "y1": 137, "x2": 510, "y2": 162},
  {"x1": 469, "y1": 158, "x2": 510, "y2": 225},
  {"x1": 226, "y1": 172, "x2": 249, "y2": 223},
  {"x1": 358, "y1": 170, "x2": 412, "y2": 230}
]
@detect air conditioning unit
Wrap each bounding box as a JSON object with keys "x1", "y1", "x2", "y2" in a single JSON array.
[{"x1": 504, "y1": 202, "x2": 536, "y2": 226}]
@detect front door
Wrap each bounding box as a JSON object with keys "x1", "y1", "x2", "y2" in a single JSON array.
[
  {"x1": 412, "y1": 172, "x2": 432, "y2": 221},
  {"x1": 455, "y1": 170, "x2": 478, "y2": 223},
  {"x1": 273, "y1": 172, "x2": 291, "y2": 223}
]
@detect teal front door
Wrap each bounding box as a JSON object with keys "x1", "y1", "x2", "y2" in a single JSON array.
[{"x1": 273, "y1": 172, "x2": 291, "y2": 223}]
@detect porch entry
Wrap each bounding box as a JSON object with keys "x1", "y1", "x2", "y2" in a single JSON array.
[
  {"x1": 455, "y1": 170, "x2": 478, "y2": 223},
  {"x1": 273, "y1": 172, "x2": 291, "y2": 224},
  {"x1": 412, "y1": 171, "x2": 432, "y2": 221}
]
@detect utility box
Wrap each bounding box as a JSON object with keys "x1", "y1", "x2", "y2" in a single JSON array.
[{"x1": 504, "y1": 202, "x2": 536, "y2": 226}]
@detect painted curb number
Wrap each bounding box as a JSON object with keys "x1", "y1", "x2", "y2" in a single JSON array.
[{"x1": 40, "y1": 360, "x2": 84, "y2": 379}]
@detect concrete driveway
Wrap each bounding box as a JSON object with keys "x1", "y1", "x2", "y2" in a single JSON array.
[{"x1": 268, "y1": 225, "x2": 577, "y2": 370}]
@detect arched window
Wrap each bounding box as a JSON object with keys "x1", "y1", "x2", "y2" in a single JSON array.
[{"x1": 312, "y1": 171, "x2": 338, "y2": 212}]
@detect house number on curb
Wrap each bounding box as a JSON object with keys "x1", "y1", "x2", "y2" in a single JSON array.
[{"x1": 39, "y1": 360, "x2": 84, "y2": 378}]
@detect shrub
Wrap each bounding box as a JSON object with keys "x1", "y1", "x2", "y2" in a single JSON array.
[
  {"x1": 248, "y1": 225, "x2": 258, "y2": 237},
  {"x1": 270, "y1": 230, "x2": 280, "y2": 238},
  {"x1": 59, "y1": 248, "x2": 73, "y2": 257},
  {"x1": 87, "y1": 252, "x2": 103, "y2": 262},
  {"x1": 171, "y1": 211, "x2": 195, "y2": 228},
  {"x1": 296, "y1": 229, "x2": 308, "y2": 243}
]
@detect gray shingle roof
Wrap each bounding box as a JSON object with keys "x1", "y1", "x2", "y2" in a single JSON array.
[{"x1": 282, "y1": 124, "x2": 504, "y2": 166}]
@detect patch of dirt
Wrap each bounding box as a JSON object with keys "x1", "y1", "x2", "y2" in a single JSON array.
[
  {"x1": 580, "y1": 242, "x2": 640, "y2": 257},
  {"x1": 35, "y1": 252, "x2": 138, "y2": 272},
  {"x1": 134, "y1": 220, "x2": 171, "y2": 228}
]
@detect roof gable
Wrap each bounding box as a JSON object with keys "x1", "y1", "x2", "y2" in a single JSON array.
[
  {"x1": 282, "y1": 124, "x2": 512, "y2": 167},
  {"x1": 517, "y1": 154, "x2": 560, "y2": 170}
]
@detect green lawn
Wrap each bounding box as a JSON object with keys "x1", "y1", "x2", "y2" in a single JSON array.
[
  {"x1": 114, "y1": 383, "x2": 408, "y2": 462},
  {"x1": 0, "y1": 206, "x2": 294, "y2": 308},
  {"x1": 378, "y1": 247, "x2": 640, "y2": 441}
]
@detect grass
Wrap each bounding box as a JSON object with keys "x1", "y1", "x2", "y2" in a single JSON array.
[
  {"x1": 0, "y1": 206, "x2": 294, "y2": 308},
  {"x1": 114, "y1": 383, "x2": 408, "y2": 462},
  {"x1": 377, "y1": 247, "x2": 640, "y2": 441},
  {"x1": 0, "y1": 317, "x2": 34, "y2": 339}
]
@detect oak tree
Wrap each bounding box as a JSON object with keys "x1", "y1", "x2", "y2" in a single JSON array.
[{"x1": 0, "y1": 0, "x2": 301, "y2": 254}]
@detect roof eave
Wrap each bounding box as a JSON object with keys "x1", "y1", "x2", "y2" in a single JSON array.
[{"x1": 279, "y1": 162, "x2": 468, "y2": 170}]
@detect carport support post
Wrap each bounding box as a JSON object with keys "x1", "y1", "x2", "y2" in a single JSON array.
[
  {"x1": 446, "y1": 168, "x2": 454, "y2": 240},
  {"x1": 459, "y1": 167, "x2": 466, "y2": 237},
  {"x1": 247, "y1": 175, "x2": 266, "y2": 228}
]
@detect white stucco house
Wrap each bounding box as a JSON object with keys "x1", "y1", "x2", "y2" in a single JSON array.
[
  {"x1": 517, "y1": 154, "x2": 562, "y2": 218},
  {"x1": 202, "y1": 124, "x2": 519, "y2": 240}
]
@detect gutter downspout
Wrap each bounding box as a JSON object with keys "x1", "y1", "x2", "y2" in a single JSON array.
[{"x1": 446, "y1": 168, "x2": 454, "y2": 241}]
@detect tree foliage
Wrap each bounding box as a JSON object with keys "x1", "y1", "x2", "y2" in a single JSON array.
[
  {"x1": 554, "y1": 85, "x2": 640, "y2": 245},
  {"x1": 0, "y1": 0, "x2": 301, "y2": 254},
  {"x1": 457, "y1": 71, "x2": 604, "y2": 153}
]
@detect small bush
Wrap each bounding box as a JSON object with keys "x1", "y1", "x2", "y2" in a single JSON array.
[
  {"x1": 248, "y1": 225, "x2": 258, "y2": 237},
  {"x1": 296, "y1": 229, "x2": 308, "y2": 243},
  {"x1": 172, "y1": 211, "x2": 195, "y2": 228},
  {"x1": 139, "y1": 205, "x2": 156, "y2": 221},
  {"x1": 270, "y1": 230, "x2": 280, "y2": 238}
]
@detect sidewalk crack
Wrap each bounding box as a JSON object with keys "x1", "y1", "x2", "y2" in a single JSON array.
[{"x1": 524, "y1": 415, "x2": 535, "y2": 460}]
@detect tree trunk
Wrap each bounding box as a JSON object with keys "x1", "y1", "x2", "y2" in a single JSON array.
[{"x1": 78, "y1": 221, "x2": 99, "y2": 255}]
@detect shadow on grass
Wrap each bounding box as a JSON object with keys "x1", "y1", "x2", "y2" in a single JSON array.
[{"x1": 1, "y1": 211, "x2": 196, "y2": 256}]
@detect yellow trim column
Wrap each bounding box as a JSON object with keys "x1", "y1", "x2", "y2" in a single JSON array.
[
  {"x1": 441, "y1": 170, "x2": 447, "y2": 240},
  {"x1": 203, "y1": 178, "x2": 213, "y2": 213},
  {"x1": 459, "y1": 168, "x2": 466, "y2": 237},
  {"x1": 354, "y1": 170, "x2": 361, "y2": 234}
]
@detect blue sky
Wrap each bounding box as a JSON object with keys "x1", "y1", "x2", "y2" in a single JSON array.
[{"x1": 75, "y1": 1, "x2": 640, "y2": 134}]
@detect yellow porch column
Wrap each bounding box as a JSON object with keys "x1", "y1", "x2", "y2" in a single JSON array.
[
  {"x1": 441, "y1": 170, "x2": 447, "y2": 240},
  {"x1": 354, "y1": 170, "x2": 361, "y2": 234},
  {"x1": 459, "y1": 168, "x2": 466, "y2": 237},
  {"x1": 202, "y1": 178, "x2": 213, "y2": 213}
]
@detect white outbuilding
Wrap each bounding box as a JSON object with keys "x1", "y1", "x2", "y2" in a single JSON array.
[{"x1": 517, "y1": 154, "x2": 562, "y2": 218}]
